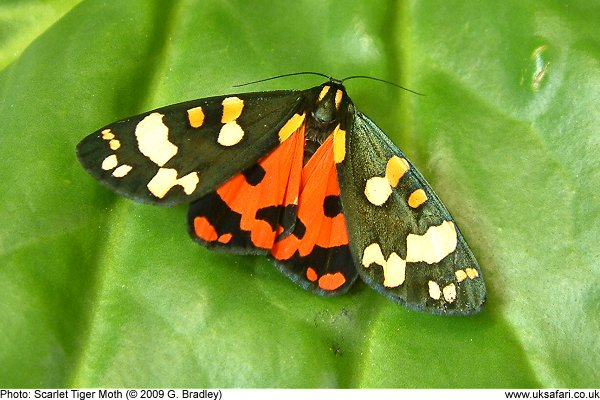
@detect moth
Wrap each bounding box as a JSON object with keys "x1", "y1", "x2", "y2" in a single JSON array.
[{"x1": 77, "y1": 73, "x2": 486, "y2": 315}]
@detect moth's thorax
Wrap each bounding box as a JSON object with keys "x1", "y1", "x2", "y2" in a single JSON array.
[
  {"x1": 312, "y1": 83, "x2": 346, "y2": 123},
  {"x1": 304, "y1": 83, "x2": 349, "y2": 158}
]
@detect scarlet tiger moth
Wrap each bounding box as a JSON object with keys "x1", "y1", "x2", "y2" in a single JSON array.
[{"x1": 77, "y1": 73, "x2": 486, "y2": 315}]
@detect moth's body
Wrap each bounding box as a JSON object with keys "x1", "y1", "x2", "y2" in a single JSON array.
[{"x1": 77, "y1": 78, "x2": 486, "y2": 315}]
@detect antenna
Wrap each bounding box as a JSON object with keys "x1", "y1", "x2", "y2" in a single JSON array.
[
  {"x1": 233, "y1": 72, "x2": 333, "y2": 88},
  {"x1": 342, "y1": 75, "x2": 424, "y2": 96},
  {"x1": 233, "y1": 72, "x2": 424, "y2": 96}
]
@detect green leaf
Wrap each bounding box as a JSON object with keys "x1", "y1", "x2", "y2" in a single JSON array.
[{"x1": 1, "y1": 0, "x2": 598, "y2": 388}]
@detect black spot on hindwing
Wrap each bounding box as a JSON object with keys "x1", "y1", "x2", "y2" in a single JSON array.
[
  {"x1": 187, "y1": 191, "x2": 255, "y2": 253},
  {"x1": 323, "y1": 195, "x2": 342, "y2": 218},
  {"x1": 242, "y1": 164, "x2": 266, "y2": 186}
]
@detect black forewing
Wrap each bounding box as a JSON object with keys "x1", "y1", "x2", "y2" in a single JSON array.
[
  {"x1": 337, "y1": 106, "x2": 486, "y2": 314},
  {"x1": 77, "y1": 90, "x2": 305, "y2": 205}
]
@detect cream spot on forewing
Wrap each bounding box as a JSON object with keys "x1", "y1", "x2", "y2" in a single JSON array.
[
  {"x1": 334, "y1": 89, "x2": 343, "y2": 109},
  {"x1": 187, "y1": 106, "x2": 205, "y2": 128},
  {"x1": 147, "y1": 168, "x2": 199, "y2": 199},
  {"x1": 147, "y1": 168, "x2": 178, "y2": 198},
  {"x1": 218, "y1": 122, "x2": 245, "y2": 146},
  {"x1": 135, "y1": 113, "x2": 178, "y2": 167},
  {"x1": 362, "y1": 244, "x2": 406, "y2": 288},
  {"x1": 101, "y1": 129, "x2": 115, "y2": 140},
  {"x1": 428, "y1": 281, "x2": 441, "y2": 300},
  {"x1": 406, "y1": 220, "x2": 457, "y2": 264},
  {"x1": 112, "y1": 164, "x2": 133, "y2": 178},
  {"x1": 382, "y1": 252, "x2": 406, "y2": 287},
  {"x1": 318, "y1": 85, "x2": 330, "y2": 101},
  {"x1": 278, "y1": 113, "x2": 305, "y2": 142},
  {"x1": 363, "y1": 156, "x2": 412, "y2": 206},
  {"x1": 385, "y1": 156, "x2": 410, "y2": 188},
  {"x1": 465, "y1": 267, "x2": 479, "y2": 279},
  {"x1": 109, "y1": 139, "x2": 121, "y2": 150},
  {"x1": 221, "y1": 96, "x2": 244, "y2": 123},
  {"x1": 101, "y1": 154, "x2": 118, "y2": 171},
  {"x1": 176, "y1": 172, "x2": 200, "y2": 194},
  {"x1": 455, "y1": 269, "x2": 467, "y2": 283},
  {"x1": 364, "y1": 176, "x2": 392, "y2": 206},
  {"x1": 362, "y1": 243, "x2": 385, "y2": 268},
  {"x1": 443, "y1": 283, "x2": 457, "y2": 303},
  {"x1": 408, "y1": 188, "x2": 428, "y2": 208},
  {"x1": 333, "y1": 124, "x2": 346, "y2": 163}
]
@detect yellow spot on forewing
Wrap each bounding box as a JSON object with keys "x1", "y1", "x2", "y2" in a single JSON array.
[
  {"x1": 101, "y1": 154, "x2": 118, "y2": 171},
  {"x1": 362, "y1": 243, "x2": 385, "y2": 268},
  {"x1": 408, "y1": 188, "x2": 428, "y2": 208},
  {"x1": 147, "y1": 168, "x2": 199, "y2": 199},
  {"x1": 382, "y1": 252, "x2": 406, "y2": 287},
  {"x1": 135, "y1": 113, "x2": 178, "y2": 167},
  {"x1": 465, "y1": 267, "x2": 479, "y2": 279},
  {"x1": 443, "y1": 283, "x2": 457, "y2": 303},
  {"x1": 221, "y1": 96, "x2": 244, "y2": 123},
  {"x1": 109, "y1": 139, "x2": 121, "y2": 150},
  {"x1": 455, "y1": 269, "x2": 467, "y2": 283},
  {"x1": 218, "y1": 121, "x2": 244, "y2": 146},
  {"x1": 101, "y1": 129, "x2": 115, "y2": 140},
  {"x1": 385, "y1": 156, "x2": 410, "y2": 187},
  {"x1": 278, "y1": 113, "x2": 305, "y2": 142},
  {"x1": 112, "y1": 164, "x2": 132, "y2": 178},
  {"x1": 334, "y1": 89, "x2": 343, "y2": 109},
  {"x1": 187, "y1": 106, "x2": 205, "y2": 128},
  {"x1": 333, "y1": 125, "x2": 346, "y2": 163},
  {"x1": 318, "y1": 85, "x2": 330, "y2": 101},
  {"x1": 406, "y1": 220, "x2": 458, "y2": 264},
  {"x1": 428, "y1": 281, "x2": 441, "y2": 300},
  {"x1": 364, "y1": 176, "x2": 392, "y2": 206}
]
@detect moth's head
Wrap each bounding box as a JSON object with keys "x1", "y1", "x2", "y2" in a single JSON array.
[{"x1": 312, "y1": 82, "x2": 349, "y2": 124}]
